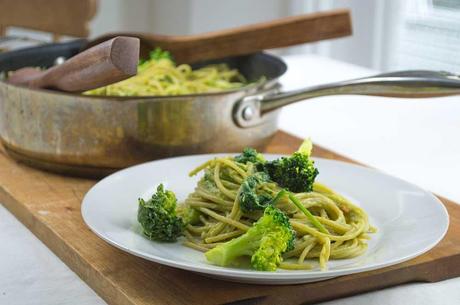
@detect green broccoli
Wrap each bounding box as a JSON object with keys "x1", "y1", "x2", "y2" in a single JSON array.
[
  {"x1": 181, "y1": 206, "x2": 201, "y2": 226},
  {"x1": 148, "y1": 47, "x2": 173, "y2": 61},
  {"x1": 238, "y1": 172, "x2": 273, "y2": 212},
  {"x1": 234, "y1": 147, "x2": 266, "y2": 165},
  {"x1": 205, "y1": 205, "x2": 295, "y2": 271},
  {"x1": 137, "y1": 184, "x2": 184, "y2": 242},
  {"x1": 261, "y1": 138, "x2": 318, "y2": 193},
  {"x1": 138, "y1": 47, "x2": 174, "y2": 68}
]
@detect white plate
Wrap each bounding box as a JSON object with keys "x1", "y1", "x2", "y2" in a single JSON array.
[{"x1": 81, "y1": 154, "x2": 449, "y2": 284}]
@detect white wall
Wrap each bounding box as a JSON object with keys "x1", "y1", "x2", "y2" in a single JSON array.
[
  {"x1": 90, "y1": 0, "x2": 290, "y2": 36},
  {"x1": 5, "y1": 0, "x2": 401, "y2": 71},
  {"x1": 284, "y1": 0, "x2": 403, "y2": 70},
  {"x1": 8, "y1": 1, "x2": 457, "y2": 72},
  {"x1": 90, "y1": 0, "x2": 154, "y2": 36},
  {"x1": 188, "y1": 0, "x2": 287, "y2": 34},
  {"x1": 88, "y1": 0, "x2": 389, "y2": 69}
]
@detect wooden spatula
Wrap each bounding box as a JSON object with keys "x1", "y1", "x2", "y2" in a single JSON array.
[
  {"x1": 86, "y1": 9, "x2": 351, "y2": 64},
  {"x1": 7, "y1": 36, "x2": 140, "y2": 92}
]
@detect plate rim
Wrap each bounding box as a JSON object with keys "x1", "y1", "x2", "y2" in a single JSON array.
[{"x1": 81, "y1": 154, "x2": 450, "y2": 281}]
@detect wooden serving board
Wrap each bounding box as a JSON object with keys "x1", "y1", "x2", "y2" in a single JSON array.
[{"x1": 1, "y1": 130, "x2": 459, "y2": 305}]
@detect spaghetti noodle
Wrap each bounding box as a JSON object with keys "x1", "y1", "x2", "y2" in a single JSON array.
[
  {"x1": 177, "y1": 156, "x2": 376, "y2": 271},
  {"x1": 84, "y1": 48, "x2": 247, "y2": 96}
]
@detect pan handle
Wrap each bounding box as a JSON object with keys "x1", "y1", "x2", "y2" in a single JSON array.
[{"x1": 234, "y1": 70, "x2": 460, "y2": 127}]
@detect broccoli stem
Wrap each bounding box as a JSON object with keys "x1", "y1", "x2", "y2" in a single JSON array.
[
  {"x1": 288, "y1": 192, "x2": 328, "y2": 234},
  {"x1": 270, "y1": 189, "x2": 288, "y2": 205},
  {"x1": 274, "y1": 190, "x2": 328, "y2": 234}
]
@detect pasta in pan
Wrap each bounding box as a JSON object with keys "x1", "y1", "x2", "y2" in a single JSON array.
[{"x1": 84, "y1": 48, "x2": 247, "y2": 96}]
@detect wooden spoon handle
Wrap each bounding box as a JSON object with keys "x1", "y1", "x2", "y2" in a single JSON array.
[
  {"x1": 8, "y1": 36, "x2": 139, "y2": 92},
  {"x1": 174, "y1": 9, "x2": 352, "y2": 63},
  {"x1": 87, "y1": 9, "x2": 351, "y2": 64}
]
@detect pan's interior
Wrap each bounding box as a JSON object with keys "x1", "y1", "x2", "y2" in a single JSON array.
[{"x1": 0, "y1": 39, "x2": 287, "y2": 87}]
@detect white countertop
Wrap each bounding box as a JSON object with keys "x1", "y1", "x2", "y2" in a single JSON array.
[
  {"x1": 279, "y1": 55, "x2": 460, "y2": 205},
  {"x1": 1, "y1": 54, "x2": 459, "y2": 305}
]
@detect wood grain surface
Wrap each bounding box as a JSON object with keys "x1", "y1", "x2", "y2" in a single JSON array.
[
  {"x1": 88, "y1": 9, "x2": 352, "y2": 64},
  {"x1": 0, "y1": 130, "x2": 459, "y2": 305},
  {"x1": 0, "y1": 0, "x2": 97, "y2": 38}
]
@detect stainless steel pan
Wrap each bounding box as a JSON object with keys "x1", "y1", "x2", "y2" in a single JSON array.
[{"x1": 1, "y1": 40, "x2": 460, "y2": 177}]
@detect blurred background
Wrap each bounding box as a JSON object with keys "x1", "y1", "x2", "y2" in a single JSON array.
[{"x1": 5, "y1": 0, "x2": 460, "y2": 72}]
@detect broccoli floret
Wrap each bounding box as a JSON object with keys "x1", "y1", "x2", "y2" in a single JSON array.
[
  {"x1": 148, "y1": 47, "x2": 173, "y2": 61},
  {"x1": 137, "y1": 184, "x2": 184, "y2": 242},
  {"x1": 261, "y1": 139, "x2": 318, "y2": 192},
  {"x1": 238, "y1": 172, "x2": 273, "y2": 212},
  {"x1": 181, "y1": 206, "x2": 201, "y2": 225},
  {"x1": 205, "y1": 205, "x2": 295, "y2": 271},
  {"x1": 138, "y1": 47, "x2": 174, "y2": 68},
  {"x1": 234, "y1": 148, "x2": 265, "y2": 165}
]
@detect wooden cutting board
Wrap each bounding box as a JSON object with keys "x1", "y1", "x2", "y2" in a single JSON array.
[{"x1": 1, "y1": 130, "x2": 459, "y2": 305}]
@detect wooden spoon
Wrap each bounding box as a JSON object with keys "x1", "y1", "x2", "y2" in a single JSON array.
[
  {"x1": 86, "y1": 9, "x2": 351, "y2": 64},
  {"x1": 7, "y1": 36, "x2": 140, "y2": 92}
]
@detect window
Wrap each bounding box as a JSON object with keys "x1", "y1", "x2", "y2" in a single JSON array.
[{"x1": 387, "y1": 0, "x2": 460, "y2": 72}]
